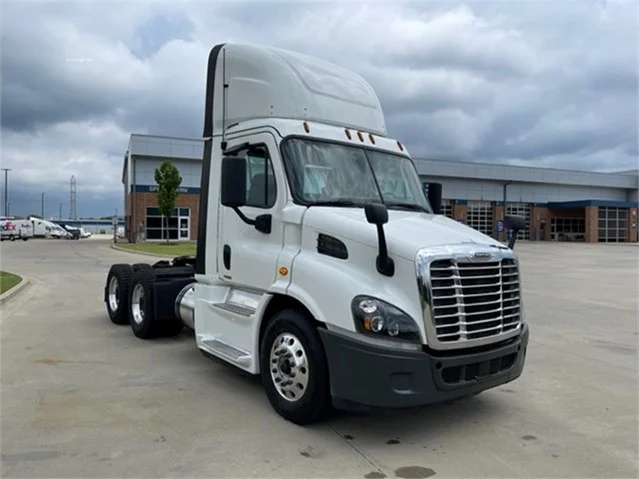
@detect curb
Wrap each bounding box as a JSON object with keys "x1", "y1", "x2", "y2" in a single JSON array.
[
  {"x1": 0, "y1": 275, "x2": 30, "y2": 304},
  {"x1": 110, "y1": 243, "x2": 173, "y2": 258}
]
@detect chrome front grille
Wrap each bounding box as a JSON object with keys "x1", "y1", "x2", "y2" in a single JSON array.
[
  {"x1": 416, "y1": 246, "x2": 523, "y2": 350},
  {"x1": 430, "y1": 259, "x2": 520, "y2": 343}
]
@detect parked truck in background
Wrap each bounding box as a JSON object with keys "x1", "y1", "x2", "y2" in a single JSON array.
[
  {"x1": 1, "y1": 218, "x2": 33, "y2": 241},
  {"x1": 103, "y1": 43, "x2": 529, "y2": 425}
]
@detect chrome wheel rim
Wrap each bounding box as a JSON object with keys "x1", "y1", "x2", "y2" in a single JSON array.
[
  {"x1": 269, "y1": 332, "x2": 309, "y2": 402},
  {"x1": 108, "y1": 276, "x2": 119, "y2": 312},
  {"x1": 131, "y1": 283, "x2": 145, "y2": 325}
]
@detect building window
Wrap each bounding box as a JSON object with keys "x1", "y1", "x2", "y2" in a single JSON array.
[
  {"x1": 467, "y1": 200, "x2": 494, "y2": 237},
  {"x1": 551, "y1": 217, "x2": 585, "y2": 241},
  {"x1": 598, "y1": 207, "x2": 627, "y2": 243},
  {"x1": 506, "y1": 203, "x2": 531, "y2": 240},
  {"x1": 145, "y1": 207, "x2": 191, "y2": 241}
]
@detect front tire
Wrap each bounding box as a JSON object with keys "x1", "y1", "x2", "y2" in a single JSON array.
[
  {"x1": 259, "y1": 308, "x2": 332, "y2": 425},
  {"x1": 105, "y1": 264, "x2": 134, "y2": 325}
]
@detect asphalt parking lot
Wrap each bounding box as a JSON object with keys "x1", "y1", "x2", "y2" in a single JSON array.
[{"x1": 1, "y1": 238, "x2": 637, "y2": 478}]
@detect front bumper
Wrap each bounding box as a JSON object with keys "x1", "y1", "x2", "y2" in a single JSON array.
[{"x1": 318, "y1": 322, "x2": 529, "y2": 411}]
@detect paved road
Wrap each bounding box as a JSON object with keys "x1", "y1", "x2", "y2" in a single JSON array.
[{"x1": 1, "y1": 239, "x2": 637, "y2": 478}]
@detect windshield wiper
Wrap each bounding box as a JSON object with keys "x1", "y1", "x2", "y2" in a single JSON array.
[
  {"x1": 385, "y1": 202, "x2": 430, "y2": 213},
  {"x1": 308, "y1": 200, "x2": 364, "y2": 208}
]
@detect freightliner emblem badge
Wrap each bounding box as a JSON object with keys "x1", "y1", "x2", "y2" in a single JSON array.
[{"x1": 469, "y1": 251, "x2": 492, "y2": 262}]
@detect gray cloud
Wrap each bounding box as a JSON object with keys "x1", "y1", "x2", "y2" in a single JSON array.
[{"x1": 1, "y1": 0, "x2": 637, "y2": 217}]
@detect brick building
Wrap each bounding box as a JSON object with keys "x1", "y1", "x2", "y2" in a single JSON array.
[
  {"x1": 123, "y1": 134, "x2": 203, "y2": 242},
  {"x1": 122, "y1": 133, "x2": 639, "y2": 244}
]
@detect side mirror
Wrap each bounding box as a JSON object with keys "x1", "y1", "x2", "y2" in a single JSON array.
[
  {"x1": 365, "y1": 203, "x2": 388, "y2": 225},
  {"x1": 426, "y1": 182, "x2": 442, "y2": 215},
  {"x1": 220, "y1": 155, "x2": 271, "y2": 235},
  {"x1": 504, "y1": 215, "x2": 526, "y2": 231},
  {"x1": 504, "y1": 214, "x2": 526, "y2": 249},
  {"x1": 221, "y1": 156, "x2": 246, "y2": 208}
]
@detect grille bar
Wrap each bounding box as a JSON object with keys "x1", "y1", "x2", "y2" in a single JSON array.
[{"x1": 428, "y1": 258, "x2": 522, "y2": 343}]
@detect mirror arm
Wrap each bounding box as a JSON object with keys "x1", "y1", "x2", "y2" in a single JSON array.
[
  {"x1": 374, "y1": 224, "x2": 394, "y2": 276},
  {"x1": 508, "y1": 229, "x2": 519, "y2": 249},
  {"x1": 231, "y1": 207, "x2": 272, "y2": 234},
  {"x1": 232, "y1": 206, "x2": 255, "y2": 226}
]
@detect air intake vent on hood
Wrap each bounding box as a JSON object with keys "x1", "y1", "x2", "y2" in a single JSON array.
[{"x1": 317, "y1": 234, "x2": 348, "y2": 260}]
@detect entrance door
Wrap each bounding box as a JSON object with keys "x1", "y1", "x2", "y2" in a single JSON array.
[{"x1": 179, "y1": 216, "x2": 190, "y2": 241}]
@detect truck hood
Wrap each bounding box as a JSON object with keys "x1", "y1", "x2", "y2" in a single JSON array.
[{"x1": 303, "y1": 207, "x2": 505, "y2": 260}]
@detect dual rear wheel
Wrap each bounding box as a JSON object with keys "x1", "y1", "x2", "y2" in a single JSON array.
[{"x1": 104, "y1": 263, "x2": 183, "y2": 338}]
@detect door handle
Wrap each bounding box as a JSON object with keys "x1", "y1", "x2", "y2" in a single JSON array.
[{"x1": 223, "y1": 244, "x2": 231, "y2": 270}]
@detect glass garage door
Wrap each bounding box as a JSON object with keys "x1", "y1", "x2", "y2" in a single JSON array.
[
  {"x1": 598, "y1": 207, "x2": 627, "y2": 243},
  {"x1": 145, "y1": 207, "x2": 191, "y2": 241},
  {"x1": 441, "y1": 199, "x2": 453, "y2": 218},
  {"x1": 467, "y1": 201, "x2": 494, "y2": 237},
  {"x1": 506, "y1": 203, "x2": 531, "y2": 240}
]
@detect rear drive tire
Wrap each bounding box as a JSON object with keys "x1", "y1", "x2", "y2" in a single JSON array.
[
  {"x1": 132, "y1": 263, "x2": 153, "y2": 273},
  {"x1": 105, "y1": 264, "x2": 134, "y2": 325},
  {"x1": 128, "y1": 269, "x2": 185, "y2": 339},
  {"x1": 259, "y1": 308, "x2": 332, "y2": 425},
  {"x1": 129, "y1": 269, "x2": 160, "y2": 339}
]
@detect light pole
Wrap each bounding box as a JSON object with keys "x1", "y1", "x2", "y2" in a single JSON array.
[
  {"x1": 41, "y1": 192, "x2": 46, "y2": 219},
  {"x1": 1, "y1": 168, "x2": 10, "y2": 217},
  {"x1": 59, "y1": 203, "x2": 63, "y2": 220}
]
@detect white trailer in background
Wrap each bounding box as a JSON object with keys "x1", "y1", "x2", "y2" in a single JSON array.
[
  {"x1": 0, "y1": 219, "x2": 33, "y2": 241},
  {"x1": 30, "y1": 218, "x2": 70, "y2": 239},
  {"x1": 102, "y1": 43, "x2": 529, "y2": 425}
]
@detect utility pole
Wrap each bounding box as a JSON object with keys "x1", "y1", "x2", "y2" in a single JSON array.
[
  {"x1": 1, "y1": 168, "x2": 10, "y2": 217},
  {"x1": 59, "y1": 203, "x2": 63, "y2": 220},
  {"x1": 41, "y1": 192, "x2": 46, "y2": 218}
]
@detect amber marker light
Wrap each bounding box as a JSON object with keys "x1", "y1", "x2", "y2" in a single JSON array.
[
  {"x1": 303, "y1": 121, "x2": 310, "y2": 133},
  {"x1": 362, "y1": 316, "x2": 372, "y2": 331},
  {"x1": 279, "y1": 266, "x2": 289, "y2": 276},
  {"x1": 357, "y1": 131, "x2": 364, "y2": 142},
  {"x1": 345, "y1": 129, "x2": 352, "y2": 139},
  {"x1": 369, "y1": 133, "x2": 375, "y2": 144}
]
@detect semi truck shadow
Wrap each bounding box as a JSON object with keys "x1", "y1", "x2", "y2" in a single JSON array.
[
  {"x1": 128, "y1": 326, "x2": 515, "y2": 433},
  {"x1": 328, "y1": 392, "x2": 506, "y2": 431}
]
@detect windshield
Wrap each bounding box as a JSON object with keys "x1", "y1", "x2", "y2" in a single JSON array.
[{"x1": 281, "y1": 138, "x2": 432, "y2": 212}]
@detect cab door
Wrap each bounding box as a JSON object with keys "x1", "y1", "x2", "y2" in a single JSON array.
[{"x1": 217, "y1": 131, "x2": 285, "y2": 292}]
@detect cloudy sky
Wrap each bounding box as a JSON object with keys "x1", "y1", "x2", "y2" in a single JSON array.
[{"x1": 1, "y1": 0, "x2": 637, "y2": 218}]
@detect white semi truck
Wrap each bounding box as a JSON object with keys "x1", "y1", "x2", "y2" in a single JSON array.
[{"x1": 104, "y1": 43, "x2": 529, "y2": 425}]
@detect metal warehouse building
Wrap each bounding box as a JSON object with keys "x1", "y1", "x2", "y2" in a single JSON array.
[{"x1": 122, "y1": 133, "x2": 638, "y2": 244}]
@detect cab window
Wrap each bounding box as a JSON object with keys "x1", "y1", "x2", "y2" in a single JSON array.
[{"x1": 242, "y1": 146, "x2": 277, "y2": 209}]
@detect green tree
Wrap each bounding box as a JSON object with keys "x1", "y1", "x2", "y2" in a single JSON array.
[{"x1": 154, "y1": 160, "x2": 183, "y2": 243}]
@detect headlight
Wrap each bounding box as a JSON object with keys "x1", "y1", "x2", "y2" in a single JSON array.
[{"x1": 351, "y1": 295, "x2": 421, "y2": 343}]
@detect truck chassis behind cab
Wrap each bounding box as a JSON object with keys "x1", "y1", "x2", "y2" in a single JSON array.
[{"x1": 104, "y1": 43, "x2": 529, "y2": 425}]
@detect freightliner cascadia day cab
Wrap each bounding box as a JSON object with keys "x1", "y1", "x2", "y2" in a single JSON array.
[{"x1": 104, "y1": 43, "x2": 530, "y2": 425}]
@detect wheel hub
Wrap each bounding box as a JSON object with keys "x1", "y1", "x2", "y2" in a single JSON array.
[
  {"x1": 269, "y1": 333, "x2": 309, "y2": 402},
  {"x1": 131, "y1": 283, "x2": 146, "y2": 325},
  {"x1": 108, "y1": 276, "x2": 119, "y2": 312}
]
